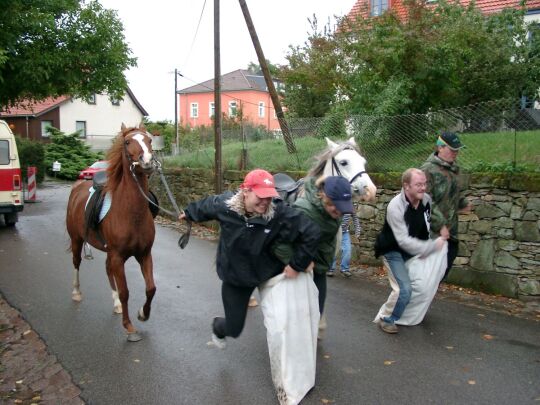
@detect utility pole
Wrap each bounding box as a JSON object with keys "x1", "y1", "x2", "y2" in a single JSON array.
[
  {"x1": 214, "y1": 0, "x2": 223, "y2": 193},
  {"x1": 238, "y1": 0, "x2": 297, "y2": 154},
  {"x1": 174, "y1": 68, "x2": 179, "y2": 155}
]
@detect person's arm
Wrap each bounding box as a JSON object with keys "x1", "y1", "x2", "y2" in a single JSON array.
[
  {"x1": 273, "y1": 205, "x2": 320, "y2": 273},
  {"x1": 386, "y1": 198, "x2": 438, "y2": 257},
  {"x1": 182, "y1": 194, "x2": 222, "y2": 223},
  {"x1": 422, "y1": 167, "x2": 447, "y2": 233},
  {"x1": 352, "y1": 213, "x2": 362, "y2": 238}
]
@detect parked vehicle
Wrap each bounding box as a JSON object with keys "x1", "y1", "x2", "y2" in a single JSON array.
[
  {"x1": 77, "y1": 160, "x2": 109, "y2": 180},
  {"x1": 0, "y1": 120, "x2": 23, "y2": 226}
]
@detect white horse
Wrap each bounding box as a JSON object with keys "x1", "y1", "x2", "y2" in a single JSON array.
[{"x1": 307, "y1": 137, "x2": 377, "y2": 202}]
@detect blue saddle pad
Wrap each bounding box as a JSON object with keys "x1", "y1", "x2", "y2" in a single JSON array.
[{"x1": 85, "y1": 186, "x2": 112, "y2": 223}]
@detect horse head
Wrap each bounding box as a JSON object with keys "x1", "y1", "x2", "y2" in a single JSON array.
[
  {"x1": 321, "y1": 137, "x2": 377, "y2": 202},
  {"x1": 121, "y1": 122, "x2": 155, "y2": 175}
]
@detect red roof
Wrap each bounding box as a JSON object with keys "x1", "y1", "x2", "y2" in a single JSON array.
[
  {"x1": 347, "y1": 0, "x2": 540, "y2": 20},
  {"x1": 1, "y1": 96, "x2": 70, "y2": 117}
]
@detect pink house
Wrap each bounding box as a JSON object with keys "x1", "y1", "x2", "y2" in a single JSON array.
[{"x1": 178, "y1": 69, "x2": 281, "y2": 131}]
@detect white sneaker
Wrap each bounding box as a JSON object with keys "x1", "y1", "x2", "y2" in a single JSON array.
[{"x1": 211, "y1": 333, "x2": 227, "y2": 349}]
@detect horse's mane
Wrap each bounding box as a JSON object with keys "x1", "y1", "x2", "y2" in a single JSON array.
[
  {"x1": 307, "y1": 140, "x2": 362, "y2": 178},
  {"x1": 104, "y1": 127, "x2": 134, "y2": 192}
]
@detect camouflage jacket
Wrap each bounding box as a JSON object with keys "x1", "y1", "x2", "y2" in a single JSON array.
[{"x1": 421, "y1": 153, "x2": 468, "y2": 241}]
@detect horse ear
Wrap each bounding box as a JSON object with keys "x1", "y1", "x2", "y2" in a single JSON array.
[
  {"x1": 138, "y1": 121, "x2": 146, "y2": 132},
  {"x1": 121, "y1": 123, "x2": 127, "y2": 132},
  {"x1": 325, "y1": 137, "x2": 338, "y2": 148},
  {"x1": 348, "y1": 136, "x2": 357, "y2": 145}
]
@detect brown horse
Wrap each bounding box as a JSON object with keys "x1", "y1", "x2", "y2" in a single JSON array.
[{"x1": 66, "y1": 123, "x2": 156, "y2": 342}]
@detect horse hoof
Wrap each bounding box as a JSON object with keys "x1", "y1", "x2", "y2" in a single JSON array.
[
  {"x1": 72, "y1": 293, "x2": 82, "y2": 302},
  {"x1": 137, "y1": 308, "x2": 148, "y2": 322},
  {"x1": 127, "y1": 332, "x2": 142, "y2": 342}
]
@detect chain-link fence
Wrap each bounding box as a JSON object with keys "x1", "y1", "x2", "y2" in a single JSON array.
[{"x1": 166, "y1": 98, "x2": 540, "y2": 173}]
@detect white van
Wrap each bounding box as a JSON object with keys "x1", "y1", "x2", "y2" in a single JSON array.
[{"x1": 0, "y1": 120, "x2": 23, "y2": 226}]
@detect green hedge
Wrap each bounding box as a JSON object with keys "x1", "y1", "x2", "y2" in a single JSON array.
[{"x1": 15, "y1": 137, "x2": 45, "y2": 183}]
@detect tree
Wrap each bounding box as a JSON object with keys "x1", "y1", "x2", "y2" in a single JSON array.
[
  {"x1": 246, "y1": 61, "x2": 281, "y2": 78},
  {"x1": 279, "y1": 15, "x2": 342, "y2": 117},
  {"x1": 0, "y1": 0, "x2": 136, "y2": 108},
  {"x1": 280, "y1": 1, "x2": 540, "y2": 117},
  {"x1": 44, "y1": 127, "x2": 103, "y2": 180}
]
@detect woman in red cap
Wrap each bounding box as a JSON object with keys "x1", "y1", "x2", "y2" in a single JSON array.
[{"x1": 178, "y1": 169, "x2": 319, "y2": 348}]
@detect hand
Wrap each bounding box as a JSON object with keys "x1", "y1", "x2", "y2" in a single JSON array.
[
  {"x1": 435, "y1": 237, "x2": 447, "y2": 251},
  {"x1": 306, "y1": 261, "x2": 314, "y2": 273},
  {"x1": 178, "y1": 212, "x2": 186, "y2": 221},
  {"x1": 440, "y1": 225, "x2": 450, "y2": 240},
  {"x1": 283, "y1": 264, "x2": 299, "y2": 279}
]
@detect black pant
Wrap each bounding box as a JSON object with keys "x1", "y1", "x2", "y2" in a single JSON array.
[
  {"x1": 313, "y1": 272, "x2": 327, "y2": 315},
  {"x1": 213, "y1": 282, "x2": 255, "y2": 339},
  {"x1": 444, "y1": 239, "x2": 459, "y2": 280}
]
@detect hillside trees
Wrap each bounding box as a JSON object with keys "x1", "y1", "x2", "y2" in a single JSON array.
[
  {"x1": 0, "y1": 0, "x2": 136, "y2": 108},
  {"x1": 279, "y1": 0, "x2": 540, "y2": 117}
]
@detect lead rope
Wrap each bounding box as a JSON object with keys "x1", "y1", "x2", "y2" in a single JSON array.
[{"x1": 129, "y1": 159, "x2": 192, "y2": 249}]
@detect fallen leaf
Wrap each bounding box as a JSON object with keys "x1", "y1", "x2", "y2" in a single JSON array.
[
  {"x1": 323, "y1": 355, "x2": 330, "y2": 359},
  {"x1": 15, "y1": 380, "x2": 23, "y2": 384},
  {"x1": 23, "y1": 330, "x2": 31, "y2": 335},
  {"x1": 445, "y1": 346, "x2": 454, "y2": 350},
  {"x1": 468, "y1": 380, "x2": 476, "y2": 385},
  {"x1": 384, "y1": 360, "x2": 395, "y2": 365},
  {"x1": 475, "y1": 357, "x2": 483, "y2": 361},
  {"x1": 482, "y1": 334, "x2": 494, "y2": 341},
  {"x1": 32, "y1": 396, "x2": 41, "y2": 401},
  {"x1": 321, "y1": 399, "x2": 334, "y2": 404},
  {"x1": 14, "y1": 400, "x2": 23, "y2": 404},
  {"x1": 133, "y1": 359, "x2": 140, "y2": 363},
  {"x1": 477, "y1": 314, "x2": 485, "y2": 317}
]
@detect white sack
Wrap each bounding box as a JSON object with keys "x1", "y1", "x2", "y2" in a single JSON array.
[
  {"x1": 374, "y1": 244, "x2": 448, "y2": 326},
  {"x1": 259, "y1": 272, "x2": 320, "y2": 405}
]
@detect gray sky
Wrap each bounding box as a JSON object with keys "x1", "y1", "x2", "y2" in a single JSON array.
[{"x1": 98, "y1": 0, "x2": 357, "y2": 121}]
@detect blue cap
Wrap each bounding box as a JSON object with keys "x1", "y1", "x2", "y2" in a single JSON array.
[{"x1": 323, "y1": 176, "x2": 354, "y2": 214}]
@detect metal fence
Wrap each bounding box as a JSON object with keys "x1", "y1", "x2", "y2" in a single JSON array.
[{"x1": 168, "y1": 98, "x2": 540, "y2": 173}]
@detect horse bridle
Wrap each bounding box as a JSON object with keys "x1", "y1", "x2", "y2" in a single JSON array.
[
  {"x1": 125, "y1": 133, "x2": 192, "y2": 249},
  {"x1": 330, "y1": 147, "x2": 367, "y2": 185}
]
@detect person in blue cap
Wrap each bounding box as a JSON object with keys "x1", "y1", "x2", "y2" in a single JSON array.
[{"x1": 273, "y1": 175, "x2": 354, "y2": 317}]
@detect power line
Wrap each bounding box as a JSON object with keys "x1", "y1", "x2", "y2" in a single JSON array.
[{"x1": 182, "y1": 0, "x2": 208, "y2": 68}]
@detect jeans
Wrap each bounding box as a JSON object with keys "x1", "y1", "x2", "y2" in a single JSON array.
[
  {"x1": 382, "y1": 250, "x2": 412, "y2": 323},
  {"x1": 330, "y1": 231, "x2": 351, "y2": 272}
]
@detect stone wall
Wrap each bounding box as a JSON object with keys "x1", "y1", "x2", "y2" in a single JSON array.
[{"x1": 151, "y1": 169, "x2": 540, "y2": 300}]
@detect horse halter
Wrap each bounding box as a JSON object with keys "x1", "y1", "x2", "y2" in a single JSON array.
[{"x1": 330, "y1": 147, "x2": 367, "y2": 185}]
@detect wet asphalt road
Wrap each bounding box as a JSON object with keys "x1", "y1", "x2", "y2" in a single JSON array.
[{"x1": 0, "y1": 181, "x2": 539, "y2": 405}]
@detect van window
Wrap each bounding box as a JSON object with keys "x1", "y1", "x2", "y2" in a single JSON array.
[{"x1": 0, "y1": 140, "x2": 9, "y2": 164}]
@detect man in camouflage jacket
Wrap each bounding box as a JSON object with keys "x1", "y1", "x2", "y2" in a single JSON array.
[{"x1": 421, "y1": 131, "x2": 472, "y2": 279}]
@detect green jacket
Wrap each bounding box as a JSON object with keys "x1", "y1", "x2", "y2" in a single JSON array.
[
  {"x1": 273, "y1": 177, "x2": 340, "y2": 274},
  {"x1": 421, "y1": 153, "x2": 469, "y2": 241}
]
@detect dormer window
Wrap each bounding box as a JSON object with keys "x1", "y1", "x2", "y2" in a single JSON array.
[{"x1": 371, "y1": 0, "x2": 388, "y2": 16}]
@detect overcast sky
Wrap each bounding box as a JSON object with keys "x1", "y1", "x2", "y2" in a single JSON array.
[{"x1": 98, "y1": 0, "x2": 357, "y2": 122}]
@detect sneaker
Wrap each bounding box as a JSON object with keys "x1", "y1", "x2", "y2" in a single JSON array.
[
  {"x1": 379, "y1": 318, "x2": 398, "y2": 334},
  {"x1": 326, "y1": 270, "x2": 335, "y2": 277},
  {"x1": 341, "y1": 270, "x2": 352, "y2": 278},
  {"x1": 211, "y1": 317, "x2": 227, "y2": 349},
  {"x1": 211, "y1": 333, "x2": 227, "y2": 349}
]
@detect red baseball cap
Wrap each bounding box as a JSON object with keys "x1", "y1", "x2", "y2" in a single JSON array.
[{"x1": 241, "y1": 169, "x2": 279, "y2": 198}]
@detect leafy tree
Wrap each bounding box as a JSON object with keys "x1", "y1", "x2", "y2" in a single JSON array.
[
  {"x1": 0, "y1": 0, "x2": 136, "y2": 108},
  {"x1": 246, "y1": 61, "x2": 281, "y2": 78},
  {"x1": 280, "y1": 1, "x2": 540, "y2": 117},
  {"x1": 144, "y1": 119, "x2": 175, "y2": 154},
  {"x1": 279, "y1": 15, "x2": 342, "y2": 117},
  {"x1": 44, "y1": 127, "x2": 103, "y2": 180}
]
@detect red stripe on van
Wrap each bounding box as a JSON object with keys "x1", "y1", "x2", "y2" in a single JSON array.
[{"x1": 0, "y1": 168, "x2": 21, "y2": 191}]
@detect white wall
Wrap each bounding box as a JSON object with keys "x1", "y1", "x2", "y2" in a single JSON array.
[{"x1": 59, "y1": 93, "x2": 145, "y2": 150}]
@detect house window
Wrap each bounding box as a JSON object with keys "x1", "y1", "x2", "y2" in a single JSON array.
[
  {"x1": 371, "y1": 0, "x2": 388, "y2": 16},
  {"x1": 258, "y1": 102, "x2": 265, "y2": 118},
  {"x1": 229, "y1": 101, "x2": 237, "y2": 117},
  {"x1": 76, "y1": 121, "x2": 87, "y2": 138},
  {"x1": 0, "y1": 140, "x2": 9, "y2": 165},
  {"x1": 88, "y1": 94, "x2": 96, "y2": 104},
  {"x1": 190, "y1": 102, "x2": 199, "y2": 118},
  {"x1": 209, "y1": 102, "x2": 215, "y2": 118},
  {"x1": 41, "y1": 121, "x2": 53, "y2": 138}
]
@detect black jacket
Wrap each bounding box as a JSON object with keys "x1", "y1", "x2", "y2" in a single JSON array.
[{"x1": 184, "y1": 191, "x2": 320, "y2": 287}]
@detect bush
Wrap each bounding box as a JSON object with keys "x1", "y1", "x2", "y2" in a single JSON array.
[
  {"x1": 15, "y1": 137, "x2": 46, "y2": 183},
  {"x1": 44, "y1": 128, "x2": 103, "y2": 180}
]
